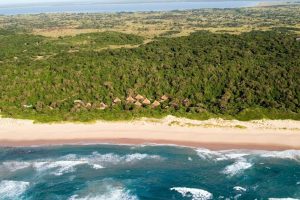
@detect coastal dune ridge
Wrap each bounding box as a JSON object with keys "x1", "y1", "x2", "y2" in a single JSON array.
[{"x1": 1, "y1": 115, "x2": 300, "y2": 150}]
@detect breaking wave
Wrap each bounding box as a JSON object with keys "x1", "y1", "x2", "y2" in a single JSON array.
[
  {"x1": 1, "y1": 161, "x2": 31, "y2": 171},
  {"x1": 195, "y1": 148, "x2": 300, "y2": 162},
  {"x1": 233, "y1": 186, "x2": 247, "y2": 192},
  {"x1": 1, "y1": 145, "x2": 300, "y2": 199},
  {"x1": 269, "y1": 198, "x2": 300, "y2": 200},
  {"x1": 222, "y1": 158, "x2": 253, "y2": 176},
  {"x1": 0, "y1": 180, "x2": 30, "y2": 199},
  {"x1": 0, "y1": 152, "x2": 162, "y2": 176},
  {"x1": 69, "y1": 179, "x2": 139, "y2": 200},
  {"x1": 34, "y1": 160, "x2": 89, "y2": 176},
  {"x1": 87, "y1": 152, "x2": 162, "y2": 166},
  {"x1": 195, "y1": 148, "x2": 249, "y2": 161},
  {"x1": 69, "y1": 189, "x2": 138, "y2": 200},
  {"x1": 196, "y1": 149, "x2": 252, "y2": 176},
  {"x1": 171, "y1": 187, "x2": 213, "y2": 200},
  {"x1": 195, "y1": 148, "x2": 300, "y2": 177},
  {"x1": 260, "y1": 150, "x2": 300, "y2": 161}
]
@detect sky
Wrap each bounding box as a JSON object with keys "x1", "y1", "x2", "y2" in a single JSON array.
[
  {"x1": 0, "y1": 0, "x2": 82, "y2": 5},
  {"x1": 0, "y1": 0, "x2": 150, "y2": 5},
  {"x1": 0, "y1": 0, "x2": 211, "y2": 7},
  {"x1": 0, "y1": 0, "x2": 193, "y2": 6}
]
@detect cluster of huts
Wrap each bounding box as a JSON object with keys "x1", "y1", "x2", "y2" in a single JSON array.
[
  {"x1": 73, "y1": 100, "x2": 108, "y2": 111},
  {"x1": 124, "y1": 94, "x2": 169, "y2": 108},
  {"x1": 72, "y1": 94, "x2": 170, "y2": 111},
  {"x1": 21, "y1": 94, "x2": 194, "y2": 112}
]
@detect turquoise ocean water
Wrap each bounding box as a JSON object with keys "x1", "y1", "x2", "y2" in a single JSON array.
[{"x1": 0, "y1": 144, "x2": 299, "y2": 199}]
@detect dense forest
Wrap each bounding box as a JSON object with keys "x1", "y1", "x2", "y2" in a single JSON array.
[{"x1": 0, "y1": 29, "x2": 299, "y2": 122}]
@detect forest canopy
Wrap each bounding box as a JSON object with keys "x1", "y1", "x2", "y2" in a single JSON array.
[{"x1": 0, "y1": 30, "x2": 299, "y2": 122}]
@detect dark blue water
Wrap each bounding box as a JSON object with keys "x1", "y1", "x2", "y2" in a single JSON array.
[
  {"x1": 0, "y1": 144, "x2": 300, "y2": 199},
  {"x1": 0, "y1": 1, "x2": 261, "y2": 15}
]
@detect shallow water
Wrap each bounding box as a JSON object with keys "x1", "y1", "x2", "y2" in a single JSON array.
[
  {"x1": 0, "y1": 1, "x2": 262, "y2": 15},
  {"x1": 0, "y1": 144, "x2": 300, "y2": 199}
]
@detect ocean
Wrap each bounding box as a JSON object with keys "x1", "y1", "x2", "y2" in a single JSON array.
[
  {"x1": 0, "y1": 1, "x2": 262, "y2": 15},
  {"x1": 0, "y1": 144, "x2": 299, "y2": 199}
]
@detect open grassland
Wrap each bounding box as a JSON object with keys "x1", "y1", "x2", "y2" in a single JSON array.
[
  {"x1": 0, "y1": 5, "x2": 299, "y2": 39},
  {"x1": 32, "y1": 28, "x2": 101, "y2": 37}
]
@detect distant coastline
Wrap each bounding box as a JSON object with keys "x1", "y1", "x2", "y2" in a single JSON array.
[{"x1": 0, "y1": 1, "x2": 263, "y2": 15}]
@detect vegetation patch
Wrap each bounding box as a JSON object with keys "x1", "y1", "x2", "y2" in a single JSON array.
[{"x1": 0, "y1": 6, "x2": 300, "y2": 122}]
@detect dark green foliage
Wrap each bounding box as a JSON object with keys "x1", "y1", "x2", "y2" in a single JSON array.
[
  {"x1": 0, "y1": 30, "x2": 299, "y2": 122},
  {"x1": 60, "y1": 31, "x2": 144, "y2": 49}
]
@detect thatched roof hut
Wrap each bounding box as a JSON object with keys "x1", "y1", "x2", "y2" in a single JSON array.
[
  {"x1": 74, "y1": 100, "x2": 85, "y2": 107},
  {"x1": 23, "y1": 104, "x2": 33, "y2": 108},
  {"x1": 182, "y1": 98, "x2": 190, "y2": 107},
  {"x1": 113, "y1": 97, "x2": 122, "y2": 104},
  {"x1": 142, "y1": 98, "x2": 151, "y2": 105},
  {"x1": 135, "y1": 101, "x2": 142, "y2": 107},
  {"x1": 152, "y1": 100, "x2": 161, "y2": 108},
  {"x1": 160, "y1": 95, "x2": 169, "y2": 102},
  {"x1": 74, "y1": 100, "x2": 84, "y2": 104},
  {"x1": 135, "y1": 94, "x2": 144, "y2": 101},
  {"x1": 170, "y1": 102, "x2": 179, "y2": 109},
  {"x1": 99, "y1": 102, "x2": 107, "y2": 110},
  {"x1": 85, "y1": 102, "x2": 92, "y2": 108},
  {"x1": 126, "y1": 96, "x2": 135, "y2": 103}
]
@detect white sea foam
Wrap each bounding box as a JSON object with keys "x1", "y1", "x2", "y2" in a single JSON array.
[
  {"x1": 91, "y1": 164, "x2": 104, "y2": 169},
  {"x1": 196, "y1": 149, "x2": 249, "y2": 161},
  {"x1": 196, "y1": 148, "x2": 225, "y2": 160},
  {"x1": 88, "y1": 152, "x2": 162, "y2": 167},
  {"x1": 0, "y1": 180, "x2": 30, "y2": 199},
  {"x1": 69, "y1": 188, "x2": 138, "y2": 200},
  {"x1": 1, "y1": 161, "x2": 31, "y2": 171},
  {"x1": 260, "y1": 150, "x2": 300, "y2": 161},
  {"x1": 269, "y1": 198, "x2": 300, "y2": 200},
  {"x1": 218, "y1": 153, "x2": 249, "y2": 161},
  {"x1": 195, "y1": 148, "x2": 300, "y2": 162},
  {"x1": 233, "y1": 186, "x2": 247, "y2": 192},
  {"x1": 223, "y1": 158, "x2": 252, "y2": 176},
  {"x1": 0, "y1": 152, "x2": 161, "y2": 176},
  {"x1": 0, "y1": 160, "x2": 88, "y2": 176},
  {"x1": 124, "y1": 153, "x2": 160, "y2": 162},
  {"x1": 34, "y1": 160, "x2": 89, "y2": 176},
  {"x1": 171, "y1": 187, "x2": 213, "y2": 200},
  {"x1": 69, "y1": 179, "x2": 138, "y2": 200},
  {"x1": 196, "y1": 148, "x2": 253, "y2": 176},
  {"x1": 195, "y1": 148, "x2": 300, "y2": 177}
]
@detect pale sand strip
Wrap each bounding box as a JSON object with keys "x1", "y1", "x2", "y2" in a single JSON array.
[{"x1": 0, "y1": 116, "x2": 300, "y2": 150}]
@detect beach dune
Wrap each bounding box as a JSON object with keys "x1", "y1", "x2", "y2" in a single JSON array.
[{"x1": 1, "y1": 116, "x2": 300, "y2": 150}]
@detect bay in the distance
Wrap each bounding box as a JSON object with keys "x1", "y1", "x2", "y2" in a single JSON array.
[{"x1": 0, "y1": 1, "x2": 263, "y2": 15}]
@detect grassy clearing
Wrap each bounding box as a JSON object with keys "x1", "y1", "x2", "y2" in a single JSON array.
[
  {"x1": 32, "y1": 28, "x2": 101, "y2": 37},
  {"x1": 14, "y1": 5, "x2": 298, "y2": 39}
]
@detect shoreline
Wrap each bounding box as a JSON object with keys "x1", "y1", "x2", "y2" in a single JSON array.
[
  {"x1": 0, "y1": 1, "x2": 271, "y2": 16},
  {"x1": 0, "y1": 139, "x2": 298, "y2": 151},
  {"x1": 1, "y1": 116, "x2": 300, "y2": 150}
]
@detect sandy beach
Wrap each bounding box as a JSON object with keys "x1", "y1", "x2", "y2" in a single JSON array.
[{"x1": 0, "y1": 115, "x2": 300, "y2": 150}]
